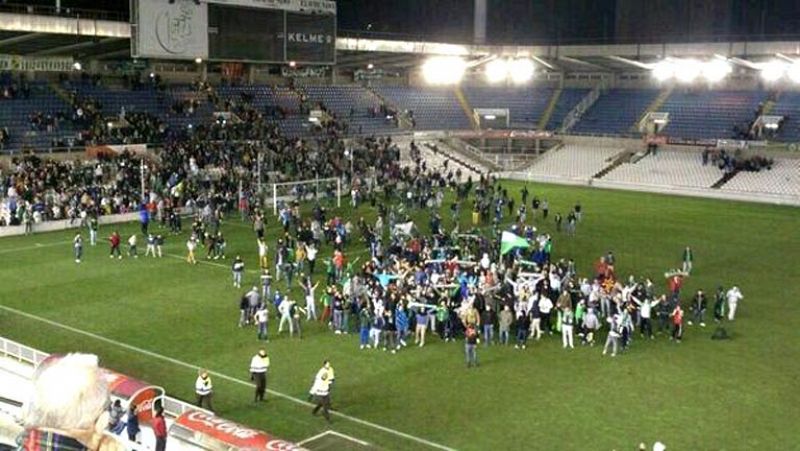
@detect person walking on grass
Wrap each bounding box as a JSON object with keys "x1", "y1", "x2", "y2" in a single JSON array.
[
  {"x1": 309, "y1": 361, "x2": 333, "y2": 423},
  {"x1": 255, "y1": 303, "x2": 268, "y2": 341},
  {"x1": 682, "y1": 246, "x2": 693, "y2": 274},
  {"x1": 465, "y1": 323, "x2": 479, "y2": 368},
  {"x1": 561, "y1": 305, "x2": 575, "y2": 349},
  {"x1": 726, "y1": 286, "x2": 743, "y2": 321},
  {"x1": 689, "y1": 289, "x2": 707, "y2": 327},
  {"x1": 670, "y1": 303, "x2": 684, "y2": 342},
  {"x1": 186, "y1": 235, "x2": 197, "y2": 264},
  {"x1": 299, "y1": 275, "x2": 319, "y2": 320},
  {"x1": 127, "y1": 234, "x2": 138, "y2": 258},
  {"x1": 480, "y1": 305, "x2": 495, "y2": 346},
  {"x1": 109, "y1": 230, "x2": 122, "y2": 259},
  {"x1": 73, "y1": 232, "x2": 83, "y2": 263},
  {"x1": 713, "y1": 286, "x2": 726, "y2": 322},
  {"x1": 603, "y1": 314, "x2": 622, "y2": 357},
  {"x1": 195, "y1": 370, "x2": 214, "y2": 412},
  {"x1": 250, "y1": 349, "x2": 270, "y2": 403},
  {"x1": 232, "y1": 256, "x2": 245, "y2": 288},
  {"x1": 498, "y1": 305, "x2": 513, "y2": 345},
  {"x1": 515, "y1": 310, "x2": 530, "y2": 349}
]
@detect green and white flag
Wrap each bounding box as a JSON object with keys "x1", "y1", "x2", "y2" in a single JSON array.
[{"x1": 500, "y1": 231, "x2": 530, "y2": 255}]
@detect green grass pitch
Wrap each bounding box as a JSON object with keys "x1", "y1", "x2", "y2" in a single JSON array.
[{"x1": 1, "y1": 180, "x2": 799, "y2": 450}]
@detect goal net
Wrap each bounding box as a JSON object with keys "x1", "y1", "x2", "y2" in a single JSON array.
[{"x1": 268, "y1": 177, "x2": 341, "y2": 215}]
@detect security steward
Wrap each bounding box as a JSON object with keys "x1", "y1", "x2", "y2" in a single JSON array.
[{"x1": 250, "y1": 348, "x2": 270, "y2": 402}]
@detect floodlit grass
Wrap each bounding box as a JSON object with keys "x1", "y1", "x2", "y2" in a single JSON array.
[{"x1": 1, "y1": 181, "x2": 798, "y2": 450}]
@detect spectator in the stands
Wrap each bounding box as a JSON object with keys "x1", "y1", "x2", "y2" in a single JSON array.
[{"x1": 17, "y1": 353, "x2": 124, "y2": 450}]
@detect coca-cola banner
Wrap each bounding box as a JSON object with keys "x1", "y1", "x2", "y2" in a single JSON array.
[{"x1": 172, "y1": 410, "x2": 307, "y2": 450}]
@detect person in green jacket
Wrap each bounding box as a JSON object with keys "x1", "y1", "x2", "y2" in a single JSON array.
[{"x1": 682, "y1": 246, "x2": 693, "y2": 274}]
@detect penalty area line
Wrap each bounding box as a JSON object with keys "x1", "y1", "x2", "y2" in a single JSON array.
[{"x1": 0, "y1": 304, "x2": 456, "y2": 451}]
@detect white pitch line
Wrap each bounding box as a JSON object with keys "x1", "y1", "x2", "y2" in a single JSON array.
[
  {"x1": 297, "y1": 430, "x2": 370, "y2": 447},
  {"x1": 0, "y1": 304, "x2": 456, "y2": 451},
  {"x1": 0, "y1": 241, "x2": 71, "y2": 255}
]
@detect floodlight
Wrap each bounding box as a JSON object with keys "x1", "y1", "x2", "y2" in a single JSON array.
[
  {"x1": 72, "y1": 62, "x2": 82, "y2": 71},
  {"x1": 787, "y1": 62, "x2": 800, "y2": 83},
  {"x1": 288, "y1": 61, "x2": 297, "y2": 68},
  {"x1": 484, "y1": 114, "x2": 497, "y2": 120},
  {"x1": 422, "y1": 56, "x2": 466, "y2": 85},
  {"x1": 652, "y1": 60, "x2": 675, "y2": 81},
  {"x1": 675, "y1": 59, "x2": 702, "y2": 83},
  {"x1": 702, "y1": 60, "x2": 731, "y2": 82},
  {"x1": 760, "y1": 61, "x2": 786, "y2": 82},
  {"x1": 194, "y1": 57, "x2": 203, "y2": 64},
  {"x1": 509, "y1": 58, "x2": 535, "y2": 84},
  {"x1": 367, "y1": 63, "x2": 374, "y2": 70},
  {"x1": 485, "y1": 58, "x2": 508, "y2": 83}
]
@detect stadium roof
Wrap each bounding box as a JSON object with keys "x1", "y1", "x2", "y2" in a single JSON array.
[{"x1": 2, "y1": 10, "x2": 800, "y2": 72}]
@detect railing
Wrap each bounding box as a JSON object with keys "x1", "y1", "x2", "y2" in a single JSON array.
[
  {"x1": 0, "y1": 3, "x2": 127, "y2": 21},
  {"x1": 560, "y1": 86, "x2": 602, "y2": 133},
  {"x1": 0, "y1": 336, "x2": 207, "y2": 420}
]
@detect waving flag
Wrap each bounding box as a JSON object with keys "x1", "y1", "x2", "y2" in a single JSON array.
[{"x1": 501, "y1": 231, "x2": 530, "y2": 255}]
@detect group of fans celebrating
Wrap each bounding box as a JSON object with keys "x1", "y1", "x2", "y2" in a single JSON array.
[{"x1": 221, "y1": 155, "x2": 744, "y2": 367}]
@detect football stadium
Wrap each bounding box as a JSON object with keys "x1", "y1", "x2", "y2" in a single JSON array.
[{"x1": 0, "y1": 1, "x2": 799, "y2": 450}]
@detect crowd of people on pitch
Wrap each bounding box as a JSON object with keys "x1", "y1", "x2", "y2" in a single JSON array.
[{"x1": 228, "y1": 161, "x2": 743, "y2": 364}]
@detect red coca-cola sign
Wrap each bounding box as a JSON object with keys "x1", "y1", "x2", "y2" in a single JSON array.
[{"x1": 174, "y1": 410, "x2": 306, "y2": 450}]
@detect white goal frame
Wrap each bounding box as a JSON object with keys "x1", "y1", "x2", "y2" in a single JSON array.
[{"x1": 271, "y1": 177, "x2": 341, "y2": 215}]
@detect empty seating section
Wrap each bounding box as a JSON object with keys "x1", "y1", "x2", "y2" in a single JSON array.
[
  {"x1": 461, "y1": 86, "x2": 553, "y2": 128},
  {"x1": 525, "y1": 144, "x2": 621, "y2": 179},
  {"x1": 546, "y1": 88, "x2": 590, "y2": 130},
  {"x1": 661, "y1": 90, "x2": 766, "y2": 140},
  {"x1": 377, "y1": 87, "x2": 471, "y2": 130},
  {"x1": 302, "y1": 85, "x2": 398, "y2": 135},
  {"x1": 721, "y1": 159, "x2": 800, "y2": 196},
  {"x1": 603, "y1": 150, "x2": 721, "y2": 188},
  {"x1": 0, "y1": 83, "x2": 76, "y2": 150},
  {"x1": 572, "y1": 89, "x2": 658, "y2": 135},
  {"x1": 771, "y1": 92, "x2": 800, "y2": 142}
]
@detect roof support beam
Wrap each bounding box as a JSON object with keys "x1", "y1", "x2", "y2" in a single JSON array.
[
  {"x1": 32, "y1": 37, "x2": 120, "y2": 56},
  {"x1": 0, "y1": 32, "x2": 44, "y2": 48},
  {"x1": 605, "y1": 55, "x2": 652, "y2": 70}
]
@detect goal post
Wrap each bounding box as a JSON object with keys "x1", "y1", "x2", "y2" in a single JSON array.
[{"x1": 269, "y1": 177, "x2": 341, "y2": 215}]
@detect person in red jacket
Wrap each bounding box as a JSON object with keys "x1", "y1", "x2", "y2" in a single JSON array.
[
  {"x1": 670, "y1": 304, "x2": 684, "y2": 343},
  {"x1": 152, "y1": 406, "x2": 167, "y2": 451},
  {"x1": 108, "y1": 231, "x2": 122, "y2": 259}
]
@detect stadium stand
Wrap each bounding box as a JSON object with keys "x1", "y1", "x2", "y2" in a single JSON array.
[
  {"x1": 377, "y1": 86, "x2": 472, "y2": 130},
  {"x1": 461, "y1": 86, "x2": 553, "y2": 128},
  {"x1": 721, "y1": 158, "x2": 800, "y2": 197},
  {"x1": 546, "y1": 88, "x2": 590, "y2": 130},
  {"x1": 660, "y1": 90, "x2": 767, "y2": 140},
  {"x1": 301, "y1": 85, "x2": 399, "y2": 135},
  {"x1": 0, "y1": 81, "x2": 76, "y2": 150},
  {"x1": 523, "y1": 144, "x2": 622, "y2": 180},
  {"x1": 571, "y1": 89, "x2": 659, "y2": 135},
  {"x1": 770, "y1": 91, "x2": 800, "y2": 142},
  {"x1": 602, "y1": 149, "x2": 722, "y2": 188}
]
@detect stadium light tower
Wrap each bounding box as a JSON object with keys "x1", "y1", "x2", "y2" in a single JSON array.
[
  {"x1": 485, "y1": 58, "x2": 508, "y2": 83},
  {"x1": 509, "y1": 58, "x2": 535, "y2": 84},
  {"x1": 422, "y1": 56, "x2": 466, "y2": 85},
  {"x1": 760, "y1": 60, "x2": 786, "y2": 82}
]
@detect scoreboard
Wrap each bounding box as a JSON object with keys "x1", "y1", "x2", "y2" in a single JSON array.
[{"x1": 132, "y1": 0, "x2": 336, "y2": 65}]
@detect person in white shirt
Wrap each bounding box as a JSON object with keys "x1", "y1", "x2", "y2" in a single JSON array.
[
  {"x1": 194, "y1": 370, "x2": 213, "y2": 411},
  {"x1": 249, "y1": 349, "x2": 270, "y2": 403},
  {"x1": 254, "y1": 304, "x2": 268, "y2": 341},
  {"x1": 726, "y1": 286, "x2": 743, "y2": 320},
  {"x1": 278, "y1": 298, "x2": 295, "y2": 336},
  {"x1": 309, "y1": 360, "x2": 333, "y2": 423},
  {"x1": 127, "y1": 234, "x2": 138, "y2": 258},
  {"x1": 632, "y1": 295, "x2": 662, "y2": 339},
  {"x1": 538, "y1": 295, "x2": 554, "y2": 335}
]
